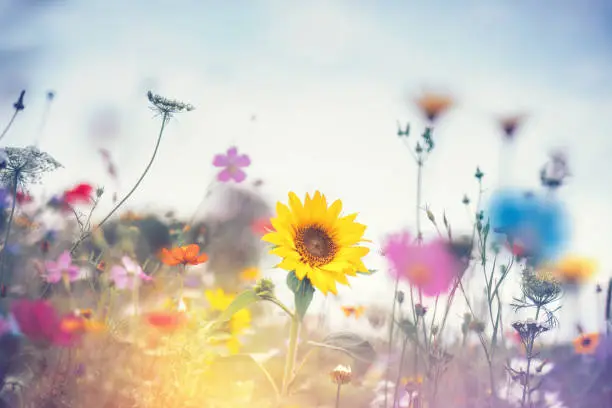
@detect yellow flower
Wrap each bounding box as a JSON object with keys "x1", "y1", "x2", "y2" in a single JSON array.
[
  {"x1": 205, "y1": 288, "x2": 235, "y2": 311},
  {"x1": 240, "y1": 266, "x2": 260, "y2": 281},
  {"x1": 551, "y1": 255, "x2": 597, "y2": 284},
  {"x1": 230, "y1": 309, "x2": 251, "y2": 334},
  {"x1": 262, "y1": 191, "x2": 370, "y2": 295}
]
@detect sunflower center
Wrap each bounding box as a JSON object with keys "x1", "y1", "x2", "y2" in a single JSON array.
[
  {"x1": 582, "y1": 338, "x2": 591, "y2": 347},
  {"x1": 295, "y1": 225, "x2": 337, "y2": 267}
]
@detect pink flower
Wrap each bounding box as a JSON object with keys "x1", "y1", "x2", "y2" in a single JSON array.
[
  {"x1": 43, "y1": 250, "x2": 80, "y2": 283},
  {"x1": 109, "y1": 256, "x2": 152, "y2": 290},
  {"x1": 212, "y1": 147, "x2": 251, "y2": 183},
  {"x1": 383, "y1": 232, "x2": 457, "y2": 297},
  {"x1": 10, "y1": 300, "x2": 77, "y2": 346}
]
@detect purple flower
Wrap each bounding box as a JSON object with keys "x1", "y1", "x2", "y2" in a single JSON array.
[
  {"x1": 43, "y1": 250, "x2": 80, "y2": 283},
  {"x1": 212, "y1": 147, "x2": 251, "y2": 183},
  {"x1": 109, "y1": 256, "x2": 152, "y2": 290}
]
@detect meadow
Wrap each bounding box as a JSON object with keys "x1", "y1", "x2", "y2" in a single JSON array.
[{"x1": 0, "y1": 89, "x2": 607, "y2": 408}]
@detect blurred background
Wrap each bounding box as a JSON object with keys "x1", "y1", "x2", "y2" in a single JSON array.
[{"x1": 1, "y1": 0, "x2": 611, "y2": 340}]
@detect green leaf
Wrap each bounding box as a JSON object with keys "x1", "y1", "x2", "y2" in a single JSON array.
[
  {"x1": 313, "y1": 332, "x2": 377, "y2": 377},
  {"x1": 356, "y1": 269, "x2": 377, "y2": 275},
  {"x1": 217, "y1": 289, "x2": 260, "y2": 323},
  {"x1": 286, "y1": 271, "x2": 315, "y2": 321}
]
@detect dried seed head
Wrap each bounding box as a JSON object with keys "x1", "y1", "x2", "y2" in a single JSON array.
[
  {"x1": 330, "y1": 364, "x2": 352, "y2": 385},
  {"x1": 147, "y1": 91, "x2": 195, "y2": 116},
  {"x1": 415, "y1": 303, "x2": 428, "y2": 317}
]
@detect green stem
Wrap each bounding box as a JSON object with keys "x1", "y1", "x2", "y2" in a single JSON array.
[
  {"x1": 264, "y1": 297, "x2": 295, "y2": 319},
  {"x1": 70, "y1": 112, "x2": 169, "y2": 255},
  {"x1": 0, "y1": 109, "x2": 18, "y2": 142},
  {"x1": 0, "y1": 173, "x2": 19, "y2": 287},
  {"x1": 384, "y1": 275, "x2": 400, "y2": 408},
  {"x1": 393, "y1": 335, "x2": 409, "y2": 406},
  {"x1": 281, "y1": 315, "x2": 300, "y2": 397},
  {"x1": 335, "y1": 383, "x2": 342, "y2": 408}
]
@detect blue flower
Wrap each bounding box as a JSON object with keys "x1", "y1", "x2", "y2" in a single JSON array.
[{"x1": 488, "y1": 189, "x2": 569, "y2": 265}]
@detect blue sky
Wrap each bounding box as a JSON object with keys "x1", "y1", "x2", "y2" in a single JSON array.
[{"x1": 1, "y1": 0, "x2": 611, "y2": 339}]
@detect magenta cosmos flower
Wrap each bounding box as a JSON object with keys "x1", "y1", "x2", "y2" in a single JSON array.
[
  {"x1": 10, "y1": 300, "x2": 76, "y2": 346},
  {"x1": 383, "y1": 232, "x2": 457, "y2": 297},
  {"x1": 212, "y1": 147, "x2": 251, "y2": 183},
  {"x1": 43, "y1": 250, "x2": 80, "y2": 283}
]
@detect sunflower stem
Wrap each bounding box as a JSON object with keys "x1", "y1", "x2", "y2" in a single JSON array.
[{"x1": 281, "y1": 314, "x2": 301, "y2": 398}]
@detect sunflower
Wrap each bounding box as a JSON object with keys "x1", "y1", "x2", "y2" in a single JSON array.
[
  {"x1": 573, "y1": 332, "x2": 599, "y2": 355},
  {"x1": 262, "y1": 191, "x2": 370, "y2": 295}
]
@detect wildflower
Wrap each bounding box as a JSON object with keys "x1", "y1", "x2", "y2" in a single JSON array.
[
  {"x1": 330, "y1": 364, "x2": 352, "y2": 385},
  {"x1": 10, "y1": 300, "x2": 76, "y2": 346},
  {"x1": 109, "y1": 256, "x2": 152, "y2": 290},
  {"x1": 498, "y1": 114, "x2": 525, "y2": 140},
  {"x1": 511, "y1": 319, "x2": 550, "y2": 344},
  {"x1": 402, "y1": 375, "x2": 424, "y2": 392},
  {"x1": 59, "y1": 315, "x2": 105, "y2": 335},
  {"x1": 240, "y1": 266, "x2": 260, "y2": 281},
  {"x1": 43, "y1": 250, "x2": 80, "y2": 284},
  {"x1": 159, "y1": 244, "x2": 208, "y2": 266},
  {"x1": 15, "y1": 191, "x2": 32, "y2": 205},
  {"x1": 414, "y1": 303, "x2": 428, "y2": 317},
  {"x1": 147, "y1": 91, "x2": 195, "y2": 117},
  {"x1": 383, "y1": 232, "x2": 458, "y2": 297},
  {"x1": 262, "y1": 191, "x2": 370, "y2": 295},
  {"x1": 212, "y1": 146, "x2": 251, "y2": 183},
  {"x1": 205, "y1": 288, "x2": 236, "y2": 311},
  {"x1": 226, "y1": 309, "x2": 251, "y2": 354},
  {"x1": 522, "y1": 268, "x2": 562, "y2": 308},
  {"x1": 251, "y1": 217, "x2": 273, "y2": 236},
  {"x1": 573, "y1": 332, "x2": 599, "y2": 355},
  {"x1": 144, "y1": 311, "x2": 188, "y2": 332},
  {"x1": 414, "y1": 91, "x2": 454, "y2": 122},
  {"x1": 63, "y1": 182, "x2": 93, "y2": 205},
  {"x1": 488, "y1": 189, "x2": 569, "y2": 265},
  {"x1": 550, "y1": 255, "x2": 597, "y2": 285},
  {"x1": 0, "y1": 146, "x2": 62, "y2": 192},
  {"x1": 540, "y1": 150, "x2": 570, "y2": 189},
  {"x1": 341, "y1": 305, "x2": 365, "y2": 318}
]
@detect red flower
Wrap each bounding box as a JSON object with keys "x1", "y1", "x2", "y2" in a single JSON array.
[
  {"x1": 251, "y1": 217, "x2": 273, "y2": 236},
  {"x1": 63, "y1": 183, "x2": 93, "y2": 205},
  {"x1": 144, "y1": 311, "x2": 187, "y2": 332},
  {"x1": 10, "y1": 300, "x2": 78, "y2": 346},
  {"x1": 15, "y1": 191, "x2": 32, "y2": 205}
]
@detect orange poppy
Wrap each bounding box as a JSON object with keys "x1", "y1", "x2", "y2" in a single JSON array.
[
  {"x1": 414, "y1": 92, "x2": 454, "y2": 122},
  {"x1": 159, "y1": 244, "x2": 208, "y2": 266},
  {"x1": 573, "y1": 332, "x2": 600, "y2": 355},
  {"x1": 60, "y1": 315, "x2": 105, "y2": 334},
  {"x1": 341, "y1": 305, "x2": 365, "y2": 319}
]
